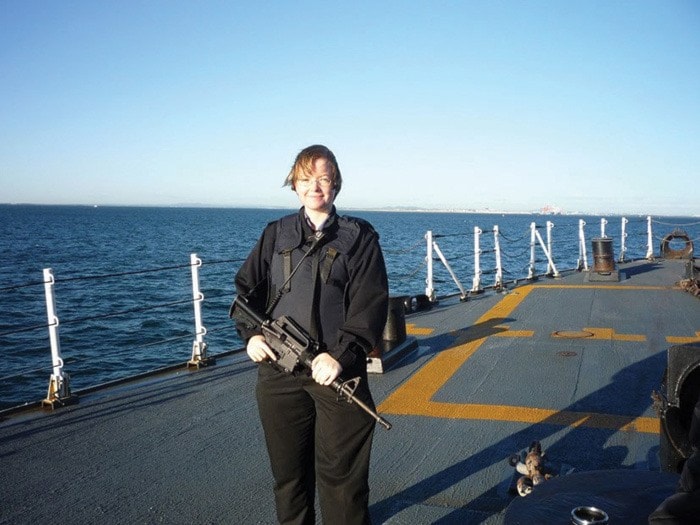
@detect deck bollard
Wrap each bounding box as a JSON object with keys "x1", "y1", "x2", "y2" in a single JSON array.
[
  {"x1": 367, "y1": 296, "x2": 417, "y2": 374},
  {"x1": 591, "y1": 238, "x2": 615, "y2": 273},
  {"x1": 382, "y1": 296, "x2": 408, "y2": 344},
  {"x1": 586, "y1": 238, "x2": 620, "y2": 282}
]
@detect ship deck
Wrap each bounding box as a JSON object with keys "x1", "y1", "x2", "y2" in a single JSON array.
[{"x1": 1, "y1": 258, "x2": 698, "y2": 524}]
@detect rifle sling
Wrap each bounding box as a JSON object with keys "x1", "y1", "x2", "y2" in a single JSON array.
[{"x1": 309, "y1": 246, "x2": 338, "y2": 341}]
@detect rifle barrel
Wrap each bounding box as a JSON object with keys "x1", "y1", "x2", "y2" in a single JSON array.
[{"x1": 336, "y1": 381, "x2": 392, "y2": 431}]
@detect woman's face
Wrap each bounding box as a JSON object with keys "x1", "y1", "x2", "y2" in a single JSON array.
[{"x1": 294, "y1": 158, "x2": 336, "y2": 214}]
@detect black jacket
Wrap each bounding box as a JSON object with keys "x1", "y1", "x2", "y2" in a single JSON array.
[{"x1": 235, "y1": 207, "x2": 389, "y2": 370}]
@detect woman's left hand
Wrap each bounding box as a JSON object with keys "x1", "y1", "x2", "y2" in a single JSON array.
[{"x1": 311, "y1": 353, "x2": 343, "y2": 386}]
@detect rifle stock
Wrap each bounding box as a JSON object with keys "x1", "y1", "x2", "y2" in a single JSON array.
[{"x1": 230, "y1": 296, "x2": 392, "y2": 430}]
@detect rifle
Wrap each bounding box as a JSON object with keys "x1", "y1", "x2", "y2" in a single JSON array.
[{"x1": 230, "y1": 296, "x2": 392, "y2": 430}]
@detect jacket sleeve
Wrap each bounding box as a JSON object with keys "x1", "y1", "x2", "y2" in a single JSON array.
[
  {"x1": 331, "y1": 226, "x2": 389, "y2": 369},
  {"x1": 233, "y1": 222, "x2": 277, "y2": 342}
]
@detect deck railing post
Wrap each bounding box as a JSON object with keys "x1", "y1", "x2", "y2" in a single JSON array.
[
  {"x1": 619, "y1": 217, "x2": 628, "y2": 262},
  {"x1": 600, "y1": 218, "x2": 608, "y2": 238},
  {"x1": 535, "y1": 227, "x2": 560, "y2": 278},
  {"x1": 471, "y1": 226, "x2": 483, "y2": 293},
  {"x1": 42, "y1": 268, "x2": 75, "y2": 408},
  {"x1": 432, "y1": 241, "x2": 468, "y2": 301},
  {"x1": 527, "y1": 222, "x2": 537, "y2": 279},
  {"x1": 188, "y1": 254, "x2": 214, "y2": 367},
  {"x1": 493, "y1": 225, "x2": 503, "y2": 290},
  {"x1": 425, "y1": 231, "x2": 435, "y2": 301},
  {"x1": 546, "y1": 221, "x2": 555, "y2": 276},
  {"x1": 577, "y1": 219, "x2": 589, "y2": 271},
  {"x1": 646, "y1": 216, "x2": 654, "y2": 259}
]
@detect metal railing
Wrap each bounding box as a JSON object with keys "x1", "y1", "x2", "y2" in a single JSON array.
[
  {"x1": 38, "y1": 253, "x2": 218, "y2": 407},
  {"x1": 2, "y1": 214, "x2": 698, "y2": 410},
  {"x1": 1, "y1": 254, "x2": 242, "y2": 410},
  {"x1": 422, "y1": 215, "x2": 699, "y2": 301}
]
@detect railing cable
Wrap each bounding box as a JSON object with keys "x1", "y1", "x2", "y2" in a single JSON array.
[
  {"x1": 59, "y1": 298, "x2": 193, "y2": 326},
  {"x1": 0, "y1": 358, "x2": 79, "y2": 382},
  {"x1": 383, "y1": 239, "x2": 424, "y2": 255},
  {"x1": 0, "y1": 280, "x2": 47, "y2": 293},
  {"x1": 0, "y1": 322, "x2": 52, "y2": 338},
  {"x1": 54, "y1": 263, "x2": 193, "y2": 284}
]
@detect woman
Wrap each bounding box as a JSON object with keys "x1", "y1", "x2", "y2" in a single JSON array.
[{"x1": 234, "y1": 144, "x2": 389, "y2": 524}]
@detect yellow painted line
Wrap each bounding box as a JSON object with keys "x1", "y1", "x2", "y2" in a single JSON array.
[
  {"x1": 406, "y1": 323, "x2": 434, "y2": 336},
  {"x1": 492, "y1": 327, "x2": 535, "y2": 338},
  {"x1": 549, "y1": 328, "x2": 646, "y2": 341},
  {"x1": 583, "y1": 327, "x2": 646, "y2": 342},
  {"x1": 379, "y1": 284, "x2": 660, "y2": 434},
  {"x1": 380, "y1": 286, "x2": 533, "y2": 413},
  {"x1": 384, "y1": 399, "x2": 660, "y2": 434},
  {"x1": 666, "y1": 331, "x2": 700, "y2": 344},
  {"x1": 536, "y1": 284, "x2": 669, "y2": 291}
]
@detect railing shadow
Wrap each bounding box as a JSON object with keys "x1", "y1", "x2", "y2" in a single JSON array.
[
  {"x1": 621, "y1": 261, "x2": 664, "y2": 278},
  {"x1": 0, "y1": 357, "x2": 257, "y2": 449},
  {"x1": 388, "y1": 314, "x2": 514, "y2": 370}
]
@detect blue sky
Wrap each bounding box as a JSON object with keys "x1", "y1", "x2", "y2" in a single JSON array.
[{"x1": 1, "y1": 1, "x2": 698, "y2": 215}]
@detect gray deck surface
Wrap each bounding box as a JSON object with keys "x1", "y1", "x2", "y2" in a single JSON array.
[{"x1": 1, "y1": 259, "x2": 697, "y2": 524}]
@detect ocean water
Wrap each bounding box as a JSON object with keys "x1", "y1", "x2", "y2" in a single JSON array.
[{"x1": 1, "y1": 204, "x2": 698, "y2": 409}]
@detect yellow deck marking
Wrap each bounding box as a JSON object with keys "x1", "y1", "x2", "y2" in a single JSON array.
[
  {"x1": 406, "y1": 323, "x2": 434, "y2": 336},
  {"x1": 379, "y1": 284, "x2": 662, "y2": 434},
  {"x1": 492, "y1": 328, "x2": 535, "y2": 337},
  {"x1": 498, "y1": 327, "x2": 646, "y2": 340},
  {"x1": 666, "y1": 331, "x2": 700, "y2": 344},
  {"x1": 537, "y1": 284, "x2": 670, "y2": 291},
  {"x1": 582, "y1": 327, "x2": 646, "y2": 342},
  {"x1": 384, "y1": 399, "x2": 659, "y2": 434}
]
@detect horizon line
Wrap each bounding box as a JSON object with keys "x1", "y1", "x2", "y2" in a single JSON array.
[{"x1": 1, "y1": 202, "x2": 697, "y2": 219}]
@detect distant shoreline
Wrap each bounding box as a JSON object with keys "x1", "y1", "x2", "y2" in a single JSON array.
[{"x1": 0, "y1": 202, "x2": 696, "y2": 219}]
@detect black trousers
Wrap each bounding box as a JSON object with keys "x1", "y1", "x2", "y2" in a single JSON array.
[{"x1": 256, "y1": 364, "x2": 376, "y2": 525}]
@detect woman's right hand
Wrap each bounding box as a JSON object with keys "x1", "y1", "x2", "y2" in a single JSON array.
[{"x1": 246, "y1": 334, "x2": 277, "y2": 363}]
